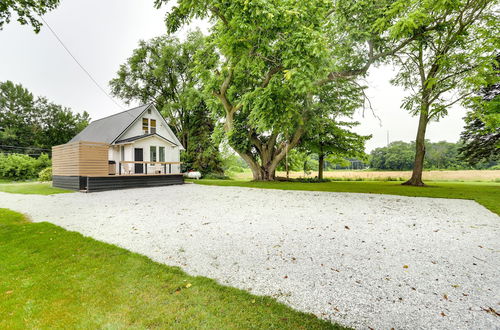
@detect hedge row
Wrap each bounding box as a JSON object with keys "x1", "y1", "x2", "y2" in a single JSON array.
[{"x1": 0, "y1": 153, "x2": 51, "y2": 180}]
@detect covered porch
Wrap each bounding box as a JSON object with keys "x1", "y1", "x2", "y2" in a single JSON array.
[{"x1": 116, "y1": 161, "x2": 182, "y2": 176}]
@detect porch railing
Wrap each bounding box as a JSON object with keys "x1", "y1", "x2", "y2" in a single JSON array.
[{"x1": 118, "y1": 161, "x2": 182, "y2": 175}]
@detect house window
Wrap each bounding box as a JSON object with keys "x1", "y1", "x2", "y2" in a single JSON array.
[
  {"x1": 159, "y1": 147, "x2": 165, "y2": 162},
  {"x1": 120, "y1": 146, "x2": 125, "y2": 161},
  {"x1": 150, "y1": 119, "x2": 156, "y2": 134},
  {"x1": 142, "y1": 118, "x2": 149, "y2": 134},
  {"x1": 150, "y1": 146, "x2": 157, "y2": 162}
]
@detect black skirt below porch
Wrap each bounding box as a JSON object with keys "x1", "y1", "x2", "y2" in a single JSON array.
[{"x1": 53, "y1": 174, "x2": 184, "y2": 192}]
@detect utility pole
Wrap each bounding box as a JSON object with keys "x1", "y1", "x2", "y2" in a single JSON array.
[{"x1": 387, "y1": 130, "x2": 390, "y2": 146}]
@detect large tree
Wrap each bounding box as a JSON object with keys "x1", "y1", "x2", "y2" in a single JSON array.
[
  {"x1": 0, "y1": 81, "x2": 37, "y2": 148},
  {"x1": 155, "y1": 0, "x2": 425, "y2": 181},
  {"x1": 35, "y1": 97, "x2": 90, "y2": 148},
  {"x1": 0, "y1": 0, "x2": 60, "y2": 32},
  {"x1": 110, "y1": 30, "x2": 223, "y2": 174},
  {"x1": 459, "y1": 55, "x2": 500, "y2": 165},
  {"x1": 299, "y1": 81, "x2": 370, "y2": 179},
  {"x1": 0, "y1": 80, "x2": 89, "y2": 151},
  {"x1": 389, "y1": 0, "x2": 499, "y2": 185}
]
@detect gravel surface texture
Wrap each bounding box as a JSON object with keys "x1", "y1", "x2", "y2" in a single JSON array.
[{"x1": 1, "y1": 184, "x2": 499, "y2": 329}]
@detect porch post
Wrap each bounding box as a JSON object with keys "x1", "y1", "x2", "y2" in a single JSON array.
[{"x1": 169, "y1": 164, "x2": 171, "y2": 174}]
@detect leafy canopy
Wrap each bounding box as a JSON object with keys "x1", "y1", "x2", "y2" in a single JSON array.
[
  {"x1": 109, "y1": 31, "x2": 223, "y2": 174},
  {"x1": 0, "y1": 0, "x2": 60, "y2": 32},
  {"x1": 0, "y1": 80, "x2": 89, "y2": 150},
  {"x1": 154, "y1": 0, "x2": 389, "y2": 180},
  {"x1": 389, "y1": 0, "x2": 500, "y2": 119}
]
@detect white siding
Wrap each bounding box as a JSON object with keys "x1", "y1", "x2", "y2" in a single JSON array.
[
  {"x1": 109, "y1": 135, "x2": 181, "y2": 174},
  {"x1": 117, "y1": 107, "x2": 178, "y2": 145}
]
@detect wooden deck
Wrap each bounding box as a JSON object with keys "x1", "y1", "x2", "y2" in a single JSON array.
[{"x1": 118, "y1": 161, "x2": 182, "y2": 176}]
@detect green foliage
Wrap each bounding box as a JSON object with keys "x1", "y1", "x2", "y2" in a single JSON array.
[
  {"x1": 156, "y1": 0, "x2": 498, "y2": 182},
  {"x1": 389, "y1": 0, "x2": 499, "y2": 104},
  {"x1": 38, "y1": 167, "x2": 52, "y2": 182},
  {"x1": 276, "y1": 177, "x2": 332, "y2": 183},
  {"x1": 325, "y1": 156, "x2": 353, "y2": 169},
  {"x1": 220, "y1": 148, "x2": 249, "y2": 171},
  {"x1": 0, "y1": 81, "x2": 90, "y2": 151},
  {"x1": 227, "y1": 165, "x2": 244, "y2": 173},
  {"x1": 202, "y1": 172, "x2": 231, "y2": 180},
  {"x1": 459, "y1": 55, "x2": 500, "y2": 165},
  {"x1": 110, "y1": 31, "x2": 223, "y2": 175},
  {"x1": 277, "y1": 149, "x2": 317, "y2": 172},
  {"x1": 369, "y1": 141, "x2": 496, "y2": 170},
  {"x1": 386, "y1": 0, "x2": 499, "y2": 184},
  {"x1": 181, "y1": 102, "x2": 224, "y2": 174},
  {"x1": 0, "y1": 0, "x2": 60, "y2": 32},
  {"x1": 0, "y1": 153, "x2": 51, "y2": 180},
  {"x1": 298, "y1": 79, "x2": 370, "y2": 174},
  {"x1": 154, "y1": 0, "x2": 399, "y2": 180}
]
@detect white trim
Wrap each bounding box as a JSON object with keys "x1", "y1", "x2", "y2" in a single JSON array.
[
  {"x1": 114, "y1": 134, "x2": 177, "y2": 147},
  {"x1": 113, "y1": 104, "x2": 185, "y2": 150}
]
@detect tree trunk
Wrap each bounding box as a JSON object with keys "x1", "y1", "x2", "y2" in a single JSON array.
[
  {"x1": 232, "y1": 149, "x2": 278, "y2": 181},
  {"x1": 255, "y1": 165, "x2": 277, "y2": 181},
  {"x1": 318, "y1": 153, "x2": 325, "y2": 180},
  {"x1": 403, "y1": 108, "x2": 429, "y2": 186}
]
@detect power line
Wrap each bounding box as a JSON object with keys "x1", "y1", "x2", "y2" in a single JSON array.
[
  {"x1": 40, "y1": 16, "x2": 125, "y2": 110},
  {"x1": 0, "y1": 144, "x2": 51, "y2": 151}
]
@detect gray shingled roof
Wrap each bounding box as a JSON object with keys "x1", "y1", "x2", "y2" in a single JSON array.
[{"x1": 69, "y1": 104, "x2": 150, "y2": 144}]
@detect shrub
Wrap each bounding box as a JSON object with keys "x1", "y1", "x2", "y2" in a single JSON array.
[
  {"x1": 0, "y1": 153, "x2": 51, "y2": 180},
  {"x1": 227, "y1": 165, "x2": 244, "y2": 173},
  {"x1": 38, "y1": 167, "x2": 53, "y2": 182},
  {"x1": 276, "y1": 177, "x2": 332, "y2": 183},
  {"x1": 203, "y1": 173, "x2": 231, "y2": 180}
]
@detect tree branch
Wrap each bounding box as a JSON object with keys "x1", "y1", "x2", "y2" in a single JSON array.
[{"x1": 261, "y1": 66, "x2": 283, "y2": 88}]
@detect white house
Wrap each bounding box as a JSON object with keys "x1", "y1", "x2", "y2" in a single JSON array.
[{"x1": 69, "y1": 103, "x2": 184, "y2": 175}]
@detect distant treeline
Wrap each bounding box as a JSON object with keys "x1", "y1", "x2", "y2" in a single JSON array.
[
  {"x1": 0, "y1": 81, "x2": 90, "y2": 156},
  {"x1": 370, "y1": 141, "x2": 498, "y2": 171}
]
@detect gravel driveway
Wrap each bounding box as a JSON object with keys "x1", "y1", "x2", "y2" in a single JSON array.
[{"x1": 1, "y1": 184, "x2": 499, "y2": 329}]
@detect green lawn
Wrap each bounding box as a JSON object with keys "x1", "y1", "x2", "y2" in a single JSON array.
[
  {"x1": 0, "y1": 208, "x2": 342, "y2": 329},
  {"x1": 192, "y1": 180, "x2": 500, "y2": 216},
  {"x1": 0, "y1": 182, "x2": 71, "y2": 195}
]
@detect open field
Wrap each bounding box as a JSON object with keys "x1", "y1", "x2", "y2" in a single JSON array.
[
  {"x1": 0, "y1": 208, "x2": 339, "y2": 329},
  {"x1": 192, "y1": 180, "x2": 500, "y2": 215},
  {"x1": 231, "y1": 170, "x2": 500, "y2": 182}
]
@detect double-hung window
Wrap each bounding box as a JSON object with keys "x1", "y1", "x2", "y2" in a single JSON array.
[
  {"x1": 150, "y1": 119, "x2": 156, "y2": 134},
  {"x1": 142, "y1": 118, "x2": 157, "y2": 134},
  {"x1": 150, "y1": 146, "x2": 157, "y2": 162},
  {"x1": 159, "y1": 147, "x2": 165, "y2": 162}
]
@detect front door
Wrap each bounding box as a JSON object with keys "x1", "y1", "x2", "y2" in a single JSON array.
[{"x1": 134, "y1": 148, "x2": 143, "y2": 174}]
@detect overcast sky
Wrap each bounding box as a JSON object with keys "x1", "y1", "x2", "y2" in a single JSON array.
[{"x1": 0, "y1": 0, "x2": 468, "y2": 152}]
